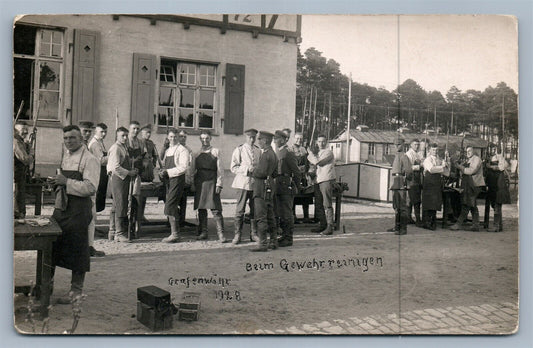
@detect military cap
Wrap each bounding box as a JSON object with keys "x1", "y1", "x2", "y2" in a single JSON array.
[
  {"x1": 394, "y1": 134, "x2": 405, "y2": 146},
  {"x1": 78, "y1": 120, "x2": 94, "y2": 128},
  {"x1": 258, "y1": 131, "x2": 274, "y2": 140},
  {"x1": 274, "y1": 130, "x2": 288, "y2": 139},
  {"x1": 140, "y1": 123, "x2": 152, "y2": 131},
  {"x1": 488, "y1": 142, "x2": 497, "y2": 148},
  {"x1": 244, "y1": 128, "x2": 258, "y2": 136}
]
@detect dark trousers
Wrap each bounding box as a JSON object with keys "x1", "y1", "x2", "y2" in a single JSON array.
[
  {"x1": 14, "y1": 176, "x2": 26, "y2": 218},
  {"x1": 392, "y1": 190, "x2": 410, "y2": 233},
  {"x1": 235, "y1": 189, "x2": 254, "y2": 220},
  {"x1": 314, "y1": 184, "x2": 326, "y2": 228},
  {"x1": 179, "y1": 185, "x2": 190, "y2": 225},
  {"x1": 51, "y1": 267, "x2": 86, "y2": 296},
  {"x1": 254, "y1": 196, "x2": 276, "y2": 248},
  {"x1": 484, "y1": 199, "x2": 503, "y2": 229},
  {"x1": 276, "y1": 194, "x2": 294, "y2": 241}
]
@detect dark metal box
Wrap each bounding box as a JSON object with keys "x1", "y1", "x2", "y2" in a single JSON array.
[
  {"x1": 137, "y1": 285, "x2": 171, "y2": 308},
  {"x1": 137, "y1": 301, "x2": 173, "y2": 331}
]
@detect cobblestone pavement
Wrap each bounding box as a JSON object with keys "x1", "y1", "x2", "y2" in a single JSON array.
[{"x1": 224, "y1": 302, "x2": 518, "y2": 335}]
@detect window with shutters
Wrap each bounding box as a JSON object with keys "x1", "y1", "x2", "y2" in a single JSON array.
[
  {"x1": 158, "y1": 59, "x2": 216, "y2": 130},
  {"x1": 13, "y1": 25, "x2": 64, "y2": 121}
]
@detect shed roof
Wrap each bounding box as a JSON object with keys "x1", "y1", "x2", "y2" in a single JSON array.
[{"x1": 330, "y1": 130, "x2": 488, "y2": 148}]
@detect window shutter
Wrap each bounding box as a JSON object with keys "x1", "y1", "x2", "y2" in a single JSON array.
[
  {"x1": 131, "y1": 53, "x2": 156, "y2": 125},
  {"x1": 224, "y1": 63, "x2": 245, "y2": 134},
  {"x1": 72, "y1": 29, "x2": 100, "y2": 125}
]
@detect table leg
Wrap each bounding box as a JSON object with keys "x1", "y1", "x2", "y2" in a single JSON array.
[
  {"x1": 442, "y1": 192, "x2": 448, "y2": 228},
  {"x1": 34, "y1": 188, "x2": 42, "y2": 216},
  {"x1": 334, "y1": 193, "x2": 341, "y2": 231},
  {"x1": 35, "y1": 250, "x2": 43, "y2": 299},
  {"x1": 39, "y1": 246, "x2": 53, "y2": 319}
]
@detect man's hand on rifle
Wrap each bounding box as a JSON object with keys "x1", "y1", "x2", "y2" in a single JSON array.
[{"x1": 128, "y1": 168, "x2": 139, "y2": 177}]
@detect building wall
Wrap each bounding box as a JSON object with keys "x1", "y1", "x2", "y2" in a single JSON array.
[{"x1": 18, "y1": 15, "x2": 298, "y2": 193}]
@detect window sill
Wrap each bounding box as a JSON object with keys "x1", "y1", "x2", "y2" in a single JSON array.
[{"x1": 156, "y1": 126, "x2": 219, "y2": 136}]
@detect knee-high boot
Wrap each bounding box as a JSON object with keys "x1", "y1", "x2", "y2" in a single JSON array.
[
  {"x1": 197, "y1": 210, "x2": 208, "y2": 240},
  {"x1": 232, "y1": 216, "x2": 243, "y2": 244},
  {"x1": 214, "y1": 215, "x2": 228, "y2": 243}
]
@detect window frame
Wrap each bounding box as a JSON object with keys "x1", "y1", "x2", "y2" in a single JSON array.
[
  {"x1": 13, "y1": 24, "x2": 65, "y2": 123},
  {"x1": 368, "y1": 142, "x2": 376, "y2": 156},
  {"x1": 158, "y1": 58, "x2": 218, "y2": 132}
]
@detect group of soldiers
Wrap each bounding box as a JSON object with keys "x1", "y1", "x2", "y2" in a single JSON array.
[{"x1": 389, "y1": 135, "x2": 511, "y2": 236}]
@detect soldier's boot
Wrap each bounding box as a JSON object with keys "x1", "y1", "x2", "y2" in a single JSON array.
[
  {"x1": 395, "y1": 212, "x2": 408, "y2": 235},
  {"x1": 470, "y1": 210, "x2": 480, "y2": 232},
  {"x1": 483, "y1": 201, "x2": 491, "y2": 229},
  {"x1": 232, "y1": 216, "x2": 243, "y2": 245},
  {"x1": 414, "y1": 205, "x2": 423, "y2": 227},
  {"x1": 387, "y1": 212, "x2": 400, "y2": 232},
  {"x1": 279, "y1": 227, "x2": 293, "y2": 247},
  {"x1": 268, "y1": 227, "x2": 279, "y2": 250},
  {"x1": 250, "y1": 219, "x2": 259, "y2": 242},
  {"x1": 214, "y1": 215, "x2": 228, "y2": 243},
  {"x1": 430, "y1": 211, "x2": 437, "y2": 230},
  {"x1": 450, "y1": 208, "x2": 467, "y2": 231},
  {"x1": 488, "y1": 213, "x2": 502, "y2": 232},
  {"x1": 197, "y1": 210, "x2": 209, "y2": 240},
  {"x1": 162, "y1": 217, "x2": 180, "y2": 243},
  {"x1": 251, "y1": 222, "x2": 268, "y2": 252},
  {"x1": 321, "y1": 208, "x2": 334, "y2": 236}
]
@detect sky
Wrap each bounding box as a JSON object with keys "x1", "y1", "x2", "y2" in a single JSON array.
[{"x1": 300, "y1": 15, "x2": 518, "y2": 96}]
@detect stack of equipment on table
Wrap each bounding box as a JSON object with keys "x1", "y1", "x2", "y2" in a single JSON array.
[
  {"x1": 136, "y1": 286, "x2": 177, "y2": 331},
  {"x1": 178, "y1": 292, "x2": 201, "y2": 321}
]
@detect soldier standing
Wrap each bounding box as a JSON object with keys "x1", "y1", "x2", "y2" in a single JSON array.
[
  {"x1": 191, "y1": 130, "x2": 227, "y2": 242},
  {"x1": 13, "y1": 123, "x2": 32, "y2": 219},
  {"x1": 290, "y1": 132, "x2": 313, "y2": 224},
  {"x1": 450, "y1": 146, "x2": 485, "y2": 232},
  {"x1": 405, "y1": 139, "x2": 423, "y2": 227},
  {"x1": 230, "y1": 128, "x2": 261, "y2": 244},
  {"x1": 273, "y1": 130, "x2": 301, "y2": 247},
  {"x1": 307, "y1": 134, "x2": 336, "y2": 235},
  {"x1": 421, "y1": 143, "x2": 448, "y2": 230},
  {"x1": 388, "y1": 135, "x2": 413, "y2": 235},
  {"x1": 250, "y1": 131, "x2": 278, "y2": 252},
  {"x1": 483, "y1": 143, "x2": 511, "y2": 232}
]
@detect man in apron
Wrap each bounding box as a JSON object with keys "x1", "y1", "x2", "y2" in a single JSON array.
[
  {"x1": 159, "y1": 127, "x2": 190, "y2": 243},
  {"x1": 107, "y1": 127, "x2": 138, "y2": 242},
  {"x1": 273, "y1": 130, "x2": 301, "y2": 247},
  {"x1": 87, "y1": 123, "x2": 109, "y2": 257},
  {"x1": 177, "y1": 129, "x2": 196, "y2": 229},
  {"x1": 191, "y1": 130, "x2": 227, "y2": 242},
  {"x1": 422, "y1": 143, "x2": 449, "y2": 230},
  {"x1": 483, "y1": 143, "x2": 511, "y2": 232},
  {"x1": 48, "y1": 125, "x2": 100, "y2": 304},
  {"x1": 450, "y1": 146, "x2": 485, "y2": 232},
  {"x1": 250, "y1": 131, "x2": 278, "y2": 252},
  {"x1": 138, "y1": 124, "x2": 163, "y2": 222},
  {"x1": 126, "y1": 121, "x2": 145, "y2": 238},
  {"x1": 230, "y1": 128, "x2": 261, "y2": 244},
  {"x1": 290, "y1": 132, "x2": 313, "y2": 224},
  {"x1": 405, "y1": 139, "x2": 423, "y2": 227}
]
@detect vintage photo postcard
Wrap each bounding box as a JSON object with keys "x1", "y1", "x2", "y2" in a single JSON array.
[{"x1": 12, "y1": 14, "x2": 518, "y2": 335}]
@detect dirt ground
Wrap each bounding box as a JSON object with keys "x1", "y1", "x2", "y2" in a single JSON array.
[{"x1": 13, "y1": 198, "x2": 519, "y2": 335}]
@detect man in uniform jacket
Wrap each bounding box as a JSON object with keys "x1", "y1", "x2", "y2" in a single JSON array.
[
  {"x1": 87, "y1": 123, "x2": 109, "y2": 257},
  {"x1": 137, "y1": 124, "x2": 162, "y2": 223},
  {"x1": 250, "y1": 131, "x2": 278, "y2": 252},
  {"x1": 230, "y1": 128, "x2": 261, "y2": 244},
  {"x1": 159, "y1": 128, "x2": 190, "y2": 243},
  {"x1": 483, "y1": 143, "x2": 511, "y2": 232},
  {"x1": 13, "y1": 123, "x2": 32, "y2": 219},
  {"x1": 273, "y1": 130, "x2": 301, "y2": 247},
  {"x1": 422, "y1": 143, "x2": 449, "y2": 230},
  {"x1": 190, "y1": 130, "x2": 227, "y2": 243},
  {"x1": 307, "y1": 134, "x2": 336, "y2": 235},
  {"x1": 405, "y1": 139, "x2": 423, "y2": 227},
  {"x1": 388, "y1": 135, "x2": 413, "y2": 235},
  {"x1": 290, "y1": 132, "x2": 313, "y2": 224},
  {"x1": 48, "y1": 125, "x2": 100, "y2": 304},
  {"x1": 450, "y1": 146, "x2": 485, "y2": 231},
  {"x1": 107, "y1": 127, "x2": 138, "y2": 242}
]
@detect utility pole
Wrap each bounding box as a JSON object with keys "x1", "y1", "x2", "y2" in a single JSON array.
[
  {"x1": 346, "y1": 73, "x2": 352, "y2": 164},
  {"x1": 501, "y1": 93, "x2": 505, "y2": 156}
]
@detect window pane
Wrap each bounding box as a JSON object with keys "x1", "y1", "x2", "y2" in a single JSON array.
[
  {"x1": 38, "y1": 91, "x2": 59, "y2": 120},
  {"x1": 179, "y1": 63, "x2": 196, "y2": 85},
  {"x1": 199, "y1": 90, "x2": 214, "y2": 109},
  {"x1": 200, "y1": 75, "x2": 207, "y2": 86},
  {"x1": 14, "y1": 25, "x2": 36, "y2": 55},
  {"x1": 52, "y1": 31, "x2": 62, "y2": 44},
  {"x1": 40, "y1": 42, "x2": 51, "y2": 56},
  {"x1": 198, "y1": 111, "x2": 213, "y2": 128},
  {"x1": 157, "y1": 107, "x2": 174, "y2": 126},
  {"x1": 41, "y1": 30, "x2": 52, "y2": 43},
  {"x1": 207, "y1": 76, "x2": 215, "y2": 87},
  {"x1": 39, "y1": 61, "x2": 60, "y2": 91},
  {"x1": 178, "y1": 109, "x2": 194, "y2": 127},
  {"x1": 51, "y1": 44, "x2": 61, "y2": 57},
  {"x1": 159, "y1": 87, "x2": 174, "y2": 106},
  {"x1": 179, "y1": 88, "x2": 195, "y2": 108}
]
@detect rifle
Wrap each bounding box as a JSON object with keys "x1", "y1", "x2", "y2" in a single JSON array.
[
  {"x1": 14, "y1": 100, "x2": 25, "y2": 124},
  {"x1": 443, "y1": 130, "x2": 451, "y2": 178},
  {"x1": 29, "y1": 100, "x2": 40, "y2": 178}
]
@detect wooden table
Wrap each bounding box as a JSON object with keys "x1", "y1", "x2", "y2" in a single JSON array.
[{"x1": 14, "y1": 219, "x2": 61, "y2": 319}]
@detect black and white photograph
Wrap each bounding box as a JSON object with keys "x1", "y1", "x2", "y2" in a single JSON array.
[{"x1": 12, "y1": 14, "x2": 519, "y2": 335}]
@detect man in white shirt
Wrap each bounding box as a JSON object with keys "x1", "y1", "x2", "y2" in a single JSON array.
[
  {"x1": 48, "y1": 125, "x2": 100, "y2": 304},
  {"x1": 87, "y1": 123, "x2": 108, "y2": 257},
  {"x1": 307, "y1": 134, "x2": 336, "y2": 235},
  {"x1": 107, "y1": 127, "x2": 138, "y2": 242},
  {"x1": 159, "y1": 128, "x2": 190, "y2": 243},
  {"x1": 230, "y1": 128, "x2": 261, "y2": 244}
]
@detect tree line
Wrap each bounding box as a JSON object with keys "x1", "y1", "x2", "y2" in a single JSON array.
[{"x1": 296, "y1": 47, "x2": 518, "y2": 144}]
